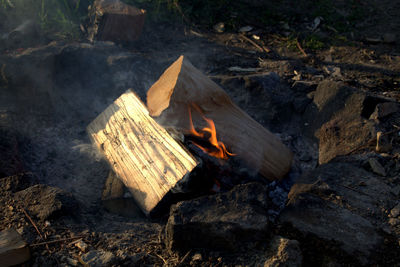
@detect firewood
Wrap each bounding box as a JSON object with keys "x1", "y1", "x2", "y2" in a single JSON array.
[
  {"x1": 87, "y1": 0, "x2": 146, "y2": 42},
  {"x1": 87, "y1": 90, "x2": 198, "y2": 215},
  {"x1": 0, "y1": 228, "x2": 30, "y2": 267},
  {"x1": 147, "y1": 56, "x2": 293, "y2": 180}
]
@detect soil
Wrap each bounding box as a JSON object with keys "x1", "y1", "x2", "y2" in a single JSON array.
[{"x1": 1, "y1": 0, "x2": 400, "y2": 266}]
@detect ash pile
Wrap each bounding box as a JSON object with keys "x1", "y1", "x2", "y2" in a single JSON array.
[{"x1": 1, "y1": 0, "x2": 400, "y2": 266}]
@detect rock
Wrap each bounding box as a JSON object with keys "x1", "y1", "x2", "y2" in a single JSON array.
[
  {"x1": 0, "y1": 173, "x2": 33, "y2": 193},
  {"x1": 304, "y1": 80, "x2": 379, "y2": 135},
  {"x1": 368, "y1": 158, "x2": 386, "y2": 176},
  {"x1": 278, "y1": 162, "x2": 393, "y2": 264},
  {"x1": 75, "y1": 240, "x2": 88, "y2": 252},
  {"x1": 0, "y1": 228, "x2": 30, "y2": 267},
  {"x1": 80, "y1": 250, "x2": 116, "y2": 267},
  {"x1": 391, "y1": 203, "x2": 400, "y2": 218},
  {"x1": 391, "y1": 185, "x2": 400, "y2": 196},
  {"x1": 15, "y1": 185, "x2": 79, "y2": 221},
  {"x1": 213, "y1": 22, "x2": 225, "y2": 33},
  {"x1": 389, "y1": 218, "x2": 400, "y2": 226},
  {"x1": 264, "y1": 236, "x2": 302, "y2": 267},
  {"x1": 318, "y1": 116, "x2": 375, "y2": 164},
  {"x1": 165, "y1": 183, "x2": 270, "y2": 251},
  {"x1": 239, "y1": 26, "x2": 253, "y2": 33},
  {"x1": 303, "y1": 80, "x2": 380, "y2": 163},
  {"x1": 369, "y1": 102, "x2": 399, "y2": 120},
  {"x1": 291, "y1": 81, "x2": 318, "y2": 93}
]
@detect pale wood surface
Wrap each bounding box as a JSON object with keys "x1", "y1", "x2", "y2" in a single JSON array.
[
  {"x1": 147, "y1": 56, "x2": 293, "y2": 180},
  {"x1": 0, "y1": 228, "x2": 30, "y2": 267},
  {"x1": 87, "y1": 90, "x2": 198, "y2": 215}
]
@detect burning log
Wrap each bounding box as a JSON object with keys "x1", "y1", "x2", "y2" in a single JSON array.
[
  {"x1": 87, "y1": 90, "x2": 198, "y2": 215},
  {"x1": 147, "y1": 56, "x2": 293, "y2": 180},
  {"x1": 87, "y1": 0, "x2": 146, "y2": 42}
]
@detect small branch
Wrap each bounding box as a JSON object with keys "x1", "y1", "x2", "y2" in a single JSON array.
[
  {"x1": 154, "y1": 253, "x2": 167, "y2": 265},
  {"x1": 177, "y1": 250, "x2": 191, "y2": 266},
  {"x1": 22, "y1": 208, "x2": 50, "y2": 252},
  {"x1": 296, "y1": 39, "x2": 308, "y2": 57},
  {"x1": 240, "y1": 34, "x2": 270, "y2": 53},
  {"x1": 30, "y1": 236, "x2": 84, "y2": 247},
  {"x1": 345, "y1": 128, "x2": 399, "y2": 155}
]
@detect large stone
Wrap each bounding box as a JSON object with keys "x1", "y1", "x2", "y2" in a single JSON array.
[
  {"x1": 165, "y1": 183, "x2": 270, "y2": 251},
  {"x1": 303, "y1": 80, "x2": 381, "y2": 136},
  {"x1": 0, "y1": 173, "x2": 33, "y2": 193},
  {"x1": 80, "y1": 250, "x2": 116, "y2": 267},
  {"x1": 15, "y1": 184, "x2": 79, "y2": 220},
  {"x1": 303, "y1": 80, "x2": 382, "y2": 163},
  {"x1": 317, "y1": 115, "x2": 375, "y2": 164},
  {"x1": 278, "y1": 162, "x2": 394, "y2": 264}
]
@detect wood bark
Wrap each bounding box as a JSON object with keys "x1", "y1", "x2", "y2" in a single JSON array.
[
  {"x1": 147, "y1": 56, "x2": 293, "y2": 180},
  {"x1": 88, "y1": 0, "x2": 146, "y2": 42},
  {"x1": 87, "y1": 90, "x2": 198, "y2": 215}
]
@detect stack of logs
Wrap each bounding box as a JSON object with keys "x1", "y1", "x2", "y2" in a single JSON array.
[{"x1": 87, "y1": 56, "x2": 293, "y2": 216}]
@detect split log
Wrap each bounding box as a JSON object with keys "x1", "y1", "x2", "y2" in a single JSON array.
[
  {"x1": 147, "y1": 56, "x2": 293, "y2": 180},
  {"x1": 87, "y1": 90, "x2": 198, "y2": 215},
  {"x1": 0, "y1": 228, "x2": 30, "y2": 267},
  {"x1": 87, "y1": 0, "x2": 146, "y2": 42}
]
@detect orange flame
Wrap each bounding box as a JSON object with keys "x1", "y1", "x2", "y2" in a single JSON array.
[{"x1": 188, "y1": 104, "x2": 235, "y2": 160}]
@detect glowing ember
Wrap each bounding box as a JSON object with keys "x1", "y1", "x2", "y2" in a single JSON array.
[{"x1": 188, "y1": 104, "x2": 235, "y2": 159}]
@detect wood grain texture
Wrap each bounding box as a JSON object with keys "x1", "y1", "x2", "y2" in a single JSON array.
[
  {"x1": 87, "y1": 90, "x2": 198, "y2": 215},
  {"x1": 147, "y1": 56, "x2": 293, "y2": 180},
  {"x1": 0, "y1": 228, "x2": 30, "y2": 267},
  {"x1": 89, "y1": 0, "x2": 146, "y2": 42}
]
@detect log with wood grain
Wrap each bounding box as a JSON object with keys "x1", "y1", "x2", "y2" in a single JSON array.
[
  {"x1": 147, "y1": 55, "x2": 293, "y2": 180},
  {"x1": 87, "y1": 0, "x2": 146, "y2": 42},
  {"x1": 87, "y1": 90, "x2": 198, "y2": 215}
]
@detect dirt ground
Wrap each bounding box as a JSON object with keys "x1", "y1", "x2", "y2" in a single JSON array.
[{"x1": 1, "y1": 0, "x2": 400, "y2": 266}]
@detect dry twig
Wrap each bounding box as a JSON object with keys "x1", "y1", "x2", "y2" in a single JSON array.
[
  {"x1": 177, "y1": 250, "x2": 192, "y2": 266},
  {"x1": 296, "y1": 39, "x2": 308, "y2": 57},
  {"x1": 30, "y1": 236, "x2": 84, "y2": 247},
  {"x1": 22, "y1": 208, "x2": 51, "y2": 252},
  {"x1": 240, "y1": 34, "x2": 270, "y2": 53}
]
